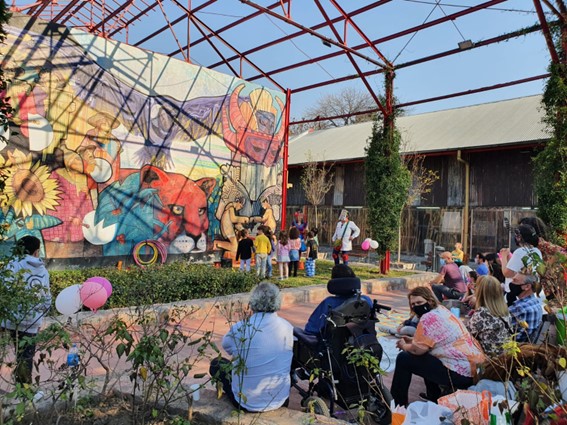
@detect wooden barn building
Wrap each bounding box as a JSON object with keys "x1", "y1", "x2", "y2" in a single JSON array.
[{"x1": 286, "y1": 95, "x2": 549, "y2": 259}]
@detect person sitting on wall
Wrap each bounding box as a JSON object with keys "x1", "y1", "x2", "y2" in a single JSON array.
[
  {"x1": 428, "y1": 251, "x2": 467, "y2": 301},
  {"x1": 451, "y1": 242, "x2": 465, "y2": 266},
  {"x1": 209, "y1": 282, "x2": 293, "y2": 412},
  {"x1": 304, "y1": 264, "x2": 372, "y2": 335}
]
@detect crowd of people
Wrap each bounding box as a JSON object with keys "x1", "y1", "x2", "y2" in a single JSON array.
[
  {"x1": 3, "y1": 214, "x2": 566, "y2": 415},
  {"x1": 213, "y1": 215, "x2": 566, "y2": 413}
]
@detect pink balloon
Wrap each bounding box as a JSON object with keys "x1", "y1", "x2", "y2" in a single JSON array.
[
  {"x1": 361, "y1": 240, "x2": 371, "y2": 251},
  {"x1": 80, "y1": 281, "x2": 108, "y2": 312},
  {"x1": 85, "y1": 276, "x2": 112, "y2": 297}
]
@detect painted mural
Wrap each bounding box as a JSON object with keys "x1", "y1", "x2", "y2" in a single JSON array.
[{"x1": 0, "y1": 17, "x2": 285, "y2": 259}]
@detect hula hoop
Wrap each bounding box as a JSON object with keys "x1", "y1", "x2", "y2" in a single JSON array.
[{"x1": 133, "y1": 240, "x2": 167, "y2": 267}]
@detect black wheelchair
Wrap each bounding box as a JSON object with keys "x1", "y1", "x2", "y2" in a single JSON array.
[{"x1": 292, "y1": 277, "x2": 393, "y2": 424}]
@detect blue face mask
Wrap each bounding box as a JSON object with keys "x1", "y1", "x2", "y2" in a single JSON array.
[{"x1": 439, "y1": 258, "x2": 446, "y2": 266}]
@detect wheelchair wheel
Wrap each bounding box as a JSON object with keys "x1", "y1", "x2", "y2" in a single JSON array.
[
  {"x1": 302, "y1": 396, "x2": 330, "y2": 417},
  {"x1": 366, "y1": 384, "x2": 393, "y2": 425}
]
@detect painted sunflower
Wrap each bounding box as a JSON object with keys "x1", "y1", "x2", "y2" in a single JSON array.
[{"x1": 3, "y1": 149, "x2": 61, "y2": 218}]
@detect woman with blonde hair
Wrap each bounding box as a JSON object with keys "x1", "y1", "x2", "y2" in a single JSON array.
[{"x1": 467, "y1": 276, "x2": 511, "y2": 357}]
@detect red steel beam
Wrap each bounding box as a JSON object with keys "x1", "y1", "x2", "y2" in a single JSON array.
[
  {"x1": 533, "y1": 0, "x2": 560, "y2": 64},
  {"x1": 131, "y1": 0, "x2": 216, "y2": 46},
  {"x1": 397, "y1": 74, "x2": 551, "y2": 108},
  {"x1": 52, "y1": 0, "x2": 85, "y2": 22},
  {"x1": 281, "y1": 89, "x2": 291, "y2": 230},
  {"x1": 170, "y1": 0, "x2": 284, "y2": 91},
  {"x1": 89, "y1": 0, "x2": 136, "y2": 33},
  {"x1": 289, "y1": 74, "x2": 550, "y2": 126},
  {"x1": 328, "y1": 0, "x2": 392, "y2": 68},
  {"x1": 187, "y1": 11, "x2": 240, "y2": 76},
  {"x1": 291, "y1": 23, "x2": 550, "y2": 93},
  {"x1": 28, "y1": 0, "x2": 53, "y2": 19},
  {"x1": 108, "y1": 1, "x2": 167, "y2": 37},
  {"x1": 239, "y1": 0, "x2": 389, "y2": 69},
  {"x1": 313, "y1": 0, "x2": 388, "y2": 116},
  {"x1": 204, "y1": 0, "x2": 392, "y2": 70},
  {"x1": 246, "y1": 0, "x2": 507, "y2": 82}
]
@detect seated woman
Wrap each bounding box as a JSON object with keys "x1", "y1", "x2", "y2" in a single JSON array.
[
  {"x1": 304, "y1": 264, "x2": 372, "y2": 335},
  {"x1": 209, "y1": 282, "x2": 293, "y2": 412},
  {"x1": 466, "y1": 276, "x2": 511, "y2": 357},
  {"x1": 390, "y1": 287, "x2": 485, "y2": 407}
]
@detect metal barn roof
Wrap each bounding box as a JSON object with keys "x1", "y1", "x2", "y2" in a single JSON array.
[{"x1": 288, "y1": 94, "x2": 549, "y2": 165}]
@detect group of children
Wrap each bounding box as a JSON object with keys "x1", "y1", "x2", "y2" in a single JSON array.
[{"x1": 235, "y1": 225, "x2": 319, "y2": 280}]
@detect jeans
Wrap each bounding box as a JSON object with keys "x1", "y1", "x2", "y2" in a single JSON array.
[
  {"x1": 256, "y1": 253, "x2": 268, "y2": 277},
  {"x1": 390, "y1": 351, "x2": 473, "y2": 406},
  {"x1": 266, "y1": 254, "x2": 273, "y2": 277},
  {"x1": 431, "y1": 284, "x2": 464, "y2": 301},
  {"x1": 239, "y1": 259, "x2": 251, "y2": 272}
]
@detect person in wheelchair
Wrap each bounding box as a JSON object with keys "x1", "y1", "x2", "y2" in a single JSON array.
[
  {"x1": 304, "y1": 264, "x2": 373, "y2": 335},
  {"x1": 209, "y1": 282, "x2": 293, "y2": 412},
  {"x1": 292, "y1": 265, "x2": 392, "y2": 423}
]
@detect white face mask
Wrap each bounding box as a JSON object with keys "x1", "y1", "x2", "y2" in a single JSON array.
[{"x1": 439, "y1": 258, "x2": 446, "y2": 266}]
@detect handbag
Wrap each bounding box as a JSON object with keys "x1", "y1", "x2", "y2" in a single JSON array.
[{"x1": 333, "y1": 222, "x2": 349, "y2": 250}]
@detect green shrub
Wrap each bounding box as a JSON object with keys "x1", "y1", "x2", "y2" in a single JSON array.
[{"x1": 49, "y1": 262, "x2": 261, "y2": 312}]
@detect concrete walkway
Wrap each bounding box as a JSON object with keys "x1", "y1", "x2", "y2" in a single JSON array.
[{"x1": 1, "y1": 271, "x2": 436, "y2": 423}]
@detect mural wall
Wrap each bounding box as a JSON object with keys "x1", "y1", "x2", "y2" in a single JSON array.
[{"x1": 0, "y1": 17, "x2": 285, "y2": 259}]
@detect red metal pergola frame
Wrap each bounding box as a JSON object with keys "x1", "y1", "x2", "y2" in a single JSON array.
[
  {"x1": 10, "y1": 0, "x2": 560, "y2": 118},
  {"x1": 8, "y1": 0, "x2": 564, "y2": 234}
]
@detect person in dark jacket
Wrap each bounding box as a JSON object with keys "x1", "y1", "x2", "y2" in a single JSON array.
[
  {"x1": 304, "y1": 265, "x2": 372, "y2": 335},
  {"x1": 236, "y1": 229, "x2": 254, "y2": 272}
]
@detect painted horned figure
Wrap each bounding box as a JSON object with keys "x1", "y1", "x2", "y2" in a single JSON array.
[{"x1": 222, "y1": 84, "x2": 286, "y2": 167}]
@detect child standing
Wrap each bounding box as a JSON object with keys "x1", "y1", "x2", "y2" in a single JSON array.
[
  {"x1": 264, "y1": 227, "x2": 277, "y2": 278},
  {"x1": 305, "y1": 231, "x2": 318, "y2": 277},
  {"x1": 235, "y1": 229, "x2": 254, "y2": 272},
  {"x1": 277, "y1": 231, "x2": 290, "y2": 280},
  {"x1": 253, "y1": 226, "x2": 271, "y2": 278},
  {"x1": 288, "y1": 226, "x2": 301, "y2": 277}
]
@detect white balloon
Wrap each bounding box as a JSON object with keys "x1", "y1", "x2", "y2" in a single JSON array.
[
  {"x1": 55, "y1": 284, "x2": 83, "y2": 316},
  {"x1": 370, "y1": 240, "x2": 379, "y2": 249},
  {"x1": 364, "y1": 237, "x2": 372, "y2": 243}
]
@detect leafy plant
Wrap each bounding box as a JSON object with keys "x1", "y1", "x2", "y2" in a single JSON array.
[{"x1": 365, "y1": 95, "x2": 411, "y2": 258}]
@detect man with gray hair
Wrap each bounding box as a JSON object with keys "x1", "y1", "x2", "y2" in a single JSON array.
[{"x1": 210, "y1": 282, "x2": 293, "y2": 412}]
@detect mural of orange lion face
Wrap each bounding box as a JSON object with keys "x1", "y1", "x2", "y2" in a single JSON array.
[{"x1": 139, "y1": 165, "x2": 216, "y2": 243}]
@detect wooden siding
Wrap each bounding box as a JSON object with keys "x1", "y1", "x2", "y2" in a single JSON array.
[
  {"x1": 469, "y1": 149, "x2": 538, "y2": 207},
  {"x1": 287, "y1": 148, "x2": 538, "y2": 209}
]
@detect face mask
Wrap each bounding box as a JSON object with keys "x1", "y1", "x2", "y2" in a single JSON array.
[
  {"x1": 439, "y1": 258, "x2": 446, "y2": 266},
  {"x1": 509, "y1": 283, "x2": 524, "y2": 298},
  {"x1": 412, "y1": 303, "x2": 432, "y2": 317}
]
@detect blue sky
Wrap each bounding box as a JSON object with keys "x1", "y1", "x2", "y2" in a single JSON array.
[{"x1": 12, "y1": 0, "x2": 552, "y2": 118}]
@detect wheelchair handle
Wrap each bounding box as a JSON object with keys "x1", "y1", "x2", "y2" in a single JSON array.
[{"x1": 372, "y1": 300, "x2": 392, "y2": 312}]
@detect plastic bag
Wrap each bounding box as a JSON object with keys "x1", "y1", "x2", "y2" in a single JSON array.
[
  {"x1": 402, "y1": 401, "x2": 452, "y2": 424},
  {"x1": 438, "y1": 390, "x2": 491, "y2": 425}
]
